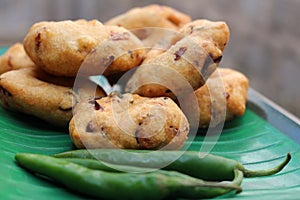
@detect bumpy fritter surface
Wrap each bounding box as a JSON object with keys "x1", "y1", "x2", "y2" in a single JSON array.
[
  {"x1": 0, "y1": 43, "x2": 36, "y2": 75},
  {"x1": 105, "y1": 4, "x2": 191, "y2": 37},
  {"x1": 0, "y1": 68, "x2": 76, "y2": 127},
  {"x1": 126, "y1": 20, "x2": 230, "y2": 98},
  {"x1": 106, "y1": 4, "x2": 190, "y2": 48},
  {"x1": 69, "y1": 93, "x2": 189, "y2": 150},
  {"x1": 195, "y1": 68, "x2": 249, "y2": 128},
  {"x1": 179, "y1": 19, "x2": 230, "y2": 52},
  {"x1": 23, "y1": 19, "x2": 109, "y2": 77},
  {"x1": 89, "y1": 25, "x2": 145, "y2": 76}
]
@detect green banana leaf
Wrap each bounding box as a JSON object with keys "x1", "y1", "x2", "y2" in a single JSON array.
[{"x1": 1, "y1": 47, "x2": 300, "y2": 199}]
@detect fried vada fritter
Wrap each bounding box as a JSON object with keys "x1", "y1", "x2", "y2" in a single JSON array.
[
  {"x1": 23, "y1": 19, "x2": 109, "y2": 77},
  {"x1": 105, "y1": 4, "x2": 191, "y2": 38},
  {"x1": 195, "y1": 68, "x2": 249, "y2": 128},
  {"x1": 95, "y1": 25, "x2": 145, "y2": 76},
  {"x1": 0, "y1": 43, "x2": 36, "y2": 75},
  {"x1": 143, "y1": 19, "x2": 230, "y2": 63},
  {"x1": 69, "y1": 93, "x2": 189, "y2": 150},
  {"x1": 0, "y1": 68, "x2": 77, "y2": 127},
  {"x1": 126, "y1": 20, "x2": 230, "y2": 98},
  {"x1": 180, "y1": 19, "x2": 230, "y2": 52},
  {"x1": 105, "y1": 5, "x2": 190, "y2": 48}
]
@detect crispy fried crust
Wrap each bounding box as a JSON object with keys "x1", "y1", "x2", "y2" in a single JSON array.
[
  {"x1": 106, "y1": 5, "x2": 191, "y2": 47},
  {"x1": 0, "y1": 43, "x2": 35, "y2": 75},
  {"x1": 93, "y1": 25, "x2": 145, "y2": 76},
  {"x1": 23, "y1": 20, "x2": 145, "y2": 77},
  {"x1": 69, "y1": 93, "x2": 189, "y2": 150},
  {"x1": 105, "y1": 4, "x2": 191, "y2": 32},
  {"x1": 180, "y1": 19, "x2": 230, "y2": 52},
  {"x1": 126, "y1": 20, "x2": 230, "y2": 98},
  {"x1": 195, "y1": 68, "x2": 249, "y2": 128},
  {"x1": 0, "y1": 68, "x2": 75, "y2": 127},
  {"x1": 23, "y1": 20, "x2": 109, "y2": 77}
]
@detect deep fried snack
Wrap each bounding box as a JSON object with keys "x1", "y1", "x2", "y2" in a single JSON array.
[
  {"x1": 195, "y1": 68, "x2": 249, "y2": 128},
  {"x1": 126, "y1": 20, "x2": 230, "y2": 98},
  {"x1": 69, "y1": 93, "x2": 189, "y2": 150},
  {"x1": 94, "y1": 25, "x2": 145, "y2": 76},
  {"x1": 179, "y1": 19, "x2": 230, "y2": 52},
  {"x1": 105, "y1": 4, "x2": 190, "y2": 48},
  {"x1": 141, "y1": 19, "x2": 230, "y2": 64},
  {"x1": 0, "y1": 68, "x2": 76, "y2": 127},
  {"x1": 0, "y1": 43, "x2": 35, "y2": 75},
  {"x1": 23, "y1": 19, "x2": 109, "y2": 77},
  {"x1": 105, "y1": 4, "x2": 191, "y2": 40},
  {"x1": 140, "y1": 29, "x2": 182, "y2": 63}
]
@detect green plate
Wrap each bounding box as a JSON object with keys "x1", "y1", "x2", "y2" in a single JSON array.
[
  {"x1": 0, "y1": 47, "x2": 7, "y2": 55},
  {"x1": 1, "y1": 47, "x2": 300, "y2": 199}
]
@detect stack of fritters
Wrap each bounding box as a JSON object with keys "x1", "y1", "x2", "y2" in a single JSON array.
[{"x1": 0, "y1": 5, "x2": 248, "y2": 150}]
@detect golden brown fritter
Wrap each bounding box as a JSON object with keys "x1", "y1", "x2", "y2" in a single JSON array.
[
  {"x1": 126, "y1": 20, "x2": 230, "y2": 98},
  {"x1": 0, "y1": 68, "x2": 76, "y2": 127},
  {"x1": 0, "y1": 43, "x2": 36, "y2": 75},
  {"x1": 105, "y1": 4, "x2": 191, "y2": 36},
  {"x1": 89, "y1": 25, "x2": 145, "y2": 76},
  {"x1": 179, "y1": 19, "x2": 230, "y2": 52},
  {"x1": 195, "y1": 68, "x2": 249, "y2": 128},
  {"x1": 106, "y1": 5, "x2": 190, "y2": 48},
  {"x1": 69, "y1": 93, "x2": 189, "y2": 150},
  {"x1": 23, "y1": 20, "x2": 146, "y2": 77},
  {"x1": 23, "y1": 19, "x2": 109, "y2": 77}
]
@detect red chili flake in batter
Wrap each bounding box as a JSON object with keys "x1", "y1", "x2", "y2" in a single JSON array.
[
  {"x1": 174, "y1": 47, "x2": 187, "y2": 61},
  {"x1": 35, "y1": 33, "x2": 41, "y2": 49},
  {"x1": 94, "y1": 101, "x2": 103, "y2": 111},
  {"x1": 128, "y1": 50, "x2": 134, "y2": 59},
  {"x1": 88, "y1": 98, "x2": 104, "y2": 111},
  {"x1": 86, "y1": 121, "x2": 95, "y2": 132},
  {"x1": 224, "y1": 92, "x2": 230, "y2": 100},
  {"x1": 7, "y1": 56, "x2": 13, "y2": 68}
]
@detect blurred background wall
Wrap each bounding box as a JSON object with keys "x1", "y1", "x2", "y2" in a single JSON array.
[{"x1": 0, "y1": 0, "x2": 299, "y2": 118}]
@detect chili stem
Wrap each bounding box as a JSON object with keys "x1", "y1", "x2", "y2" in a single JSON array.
[
  {"x1": 193, "y1": 169, "x2": 243, "y2": 193},
  {"x1": 243, "y1": 153, "x2": 291, "y2": 177}
]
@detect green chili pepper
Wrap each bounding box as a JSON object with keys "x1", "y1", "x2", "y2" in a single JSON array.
[
  {"x1": 54, "y1": 149, "x2": 291, "y2": 181},
  {"x1": 15, "y1": 153, "x2": 243, "y2": 199},
  {"x1": 61, "y1": 157, "x2": 156, "y2": 173}
]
